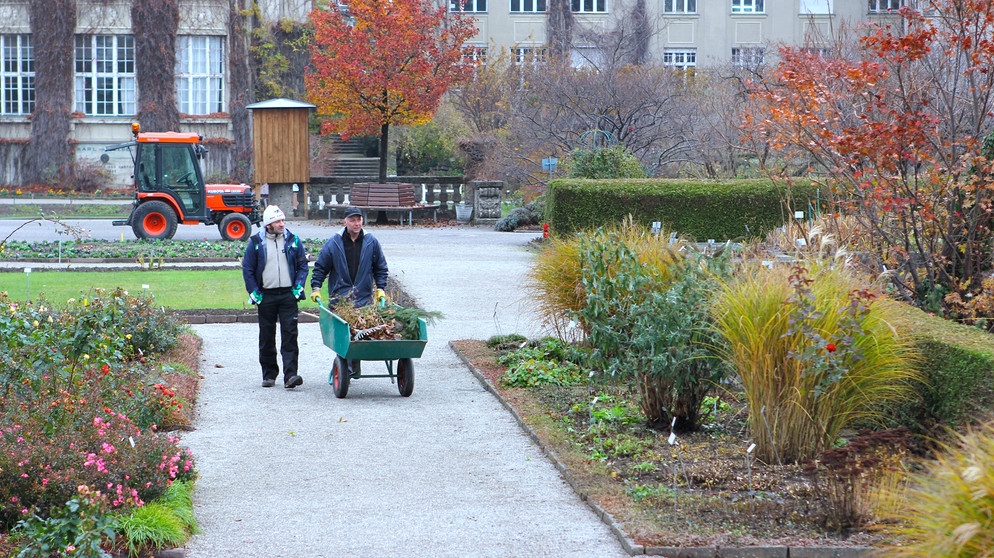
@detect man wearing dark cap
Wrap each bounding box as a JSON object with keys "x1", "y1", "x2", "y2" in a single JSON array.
[{"x1": 310, "y1": 206, "x2": 388, "y2": 309}]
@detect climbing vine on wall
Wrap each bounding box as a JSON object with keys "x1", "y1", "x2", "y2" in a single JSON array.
[
  {"x1": 547, "y1": 0, "x2": 573, "y2": 61},
  {"x1": 133, "y1": 0, "x2": 180, "y2": 132},
  {"x1": 27, "y1": 0, "x2": 76, "y2": 186},
  {"x1": 251, "y1": 18, "x2": 311, "y2": 101},
  {"x1": 228, "y1": 0, "x2": 255, "y2": 183}
]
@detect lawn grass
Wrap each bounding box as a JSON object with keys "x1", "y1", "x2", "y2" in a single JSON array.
[
  {"x1": 0, "y1": 269, "x2": 251, "y2": 309},
  {"x1": 0, "y1": 203, "x2": 131, "y2": 219}
]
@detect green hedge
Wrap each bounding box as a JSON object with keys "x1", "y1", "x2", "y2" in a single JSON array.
[
  {"x1": 890, "y1": 303, "x2": 994, "y2": 433},
  {"x1": 546, "y1": 178, "x2": 825, "y2": 240}
]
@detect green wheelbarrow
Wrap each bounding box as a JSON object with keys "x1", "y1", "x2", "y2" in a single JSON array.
[{"x1": 317, "y1": 302, "x2": 428, "y2": 398}]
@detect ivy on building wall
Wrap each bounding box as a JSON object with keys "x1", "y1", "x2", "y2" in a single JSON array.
[
  {"x1": 632, "y1": 0, "x2": 649, "y2": 65},
  {"x1": 547, "y1": 0, "x2": 573, "y2": 61},
  {"x1": 133, "y1": 0, "x2": 180, "y2": 132},
  {"x1": 26, "y1": 0, "x2": 76, "y2": 186},
  {"x1": 251, "y1": 17, "x2": 310, "y2": 101}
]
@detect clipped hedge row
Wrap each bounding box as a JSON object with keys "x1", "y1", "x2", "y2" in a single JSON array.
[
  {"x1": 890, "y1": 303, "x2": 994, "y2": 433},
  {"x1": 546, "y1": 178, "x2": 825, "y2": 240}
]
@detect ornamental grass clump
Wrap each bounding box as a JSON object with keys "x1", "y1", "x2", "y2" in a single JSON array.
[
  {"x1": 878, "y1": 422, "x2": 994, "y2": 557},
  {"x1": 712, "y1": 261, "x2": 918, "y2": 464}
]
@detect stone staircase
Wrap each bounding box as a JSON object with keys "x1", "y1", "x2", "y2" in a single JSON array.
[{"x1": 327, "y1": 136, "x2": 380, "y2": 178}]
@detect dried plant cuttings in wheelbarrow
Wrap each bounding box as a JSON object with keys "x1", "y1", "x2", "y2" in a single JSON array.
[{"x1": 330, "y1": 299, "x2": 443, "y2": 341}]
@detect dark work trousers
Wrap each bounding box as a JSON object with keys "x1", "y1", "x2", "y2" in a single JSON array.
[{"x1": 257, "y1": 289, "x2": 299, "y2": 382}]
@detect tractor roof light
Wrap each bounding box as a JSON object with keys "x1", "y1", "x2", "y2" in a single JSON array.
[{"x1": 131, "y1": 122, "x2": 141, "y2": 136}]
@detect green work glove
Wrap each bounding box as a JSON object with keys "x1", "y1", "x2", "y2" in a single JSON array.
[
  {"x1": 310, "y1": 288, "x2": 322, "y2": 303},
  {"x1": 292, "y1": 285, "x2": 305, "y2": 301},
  {"x1": 248, "y1": 290, "x2": 263, "y2": 305}
]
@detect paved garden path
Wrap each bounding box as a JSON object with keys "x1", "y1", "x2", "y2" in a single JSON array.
[{"x1": 180, "y1": 225, "x2": 631, "y2": 557}]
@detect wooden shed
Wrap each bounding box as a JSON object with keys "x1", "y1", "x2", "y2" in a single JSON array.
[{"x1": 246, "y1": 98, "x2": 315, "y2": 216}]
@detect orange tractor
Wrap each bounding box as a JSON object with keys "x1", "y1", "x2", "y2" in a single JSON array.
[{"x1": 107, "y1": 123, "x2": 261, "y2": 241}]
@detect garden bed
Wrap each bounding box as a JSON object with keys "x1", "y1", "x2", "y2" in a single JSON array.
[{"x1": 450, "y1": 339, "x2": 883, "y2": 551}]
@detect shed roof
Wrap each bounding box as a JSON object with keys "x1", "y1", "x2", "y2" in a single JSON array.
[{"x1": 246, "y1": 98, "x2": 316, "y2": 110}]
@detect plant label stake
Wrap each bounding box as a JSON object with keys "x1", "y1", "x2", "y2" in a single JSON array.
[
  {"x1": 669, "y1": 417, "x2": 679, "y2": 513},
  {"x1": 746, "y1": 443, "x2": 756, "y2": 492},
  {"x1": 24, "y1": 267, "x2": 31, "y2": 300}
]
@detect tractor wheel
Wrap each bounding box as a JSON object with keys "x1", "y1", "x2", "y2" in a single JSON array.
[
  {"x1": 132, "y1": 201, "x2": 178, "y2": 240},
  {"x1": 219, "y1": 213, "x2": 252, "y2": 241}
]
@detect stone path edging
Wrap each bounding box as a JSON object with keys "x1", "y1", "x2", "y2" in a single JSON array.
[{"x1": 449, "y1": 340, "x2": 875, "y2": 558}]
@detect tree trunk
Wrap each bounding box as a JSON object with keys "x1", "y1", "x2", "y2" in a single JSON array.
[
  {"x1": 27, "y1": 0, "x2": 75, "y2": 187},
  {"x1": 376, "y1": 122, "x2": 390, "y2": 223}
]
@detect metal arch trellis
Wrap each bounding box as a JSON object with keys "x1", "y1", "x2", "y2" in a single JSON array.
[{"x1": 576, "y1": 129, "x2": 617, "y2": 152}]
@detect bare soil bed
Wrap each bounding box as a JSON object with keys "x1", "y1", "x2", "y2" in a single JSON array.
[{"x1": 451, "y1": 338, "x2": 886, "y2": 550}]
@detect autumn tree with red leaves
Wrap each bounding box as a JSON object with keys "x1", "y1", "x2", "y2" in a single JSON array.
[
  {"x1": 743, "y1": 0, "x2": 994, "y2": 314},
  {"x1": 305, "y1": 0, "x2": 477, "y2": 182}
]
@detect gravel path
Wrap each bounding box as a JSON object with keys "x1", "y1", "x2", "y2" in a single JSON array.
[{"x1": 179, "y1": 225, "x2": 631, "y2": 557}]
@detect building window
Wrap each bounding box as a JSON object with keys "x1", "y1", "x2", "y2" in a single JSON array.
[
  {"x1": 1, "y1": 35, "x2": 33, "y2": 116},
  {"x1": 176, "y1": 36, "x2": 225, "y2": 115},
  {"x1": 732, "y1": 47, "x2": 764, "y2": 69},
  {"x1": 731, "y1": 0, "x2": 764, "y2": 13},
  {"x1": 800, "y1": 0, "x2": 832, "y2": 14},
  {"x1": 451, "y1": 0, "x2": 487, "y2": 11},
  {"x1": 572, "y1": 0, "x2": 607, "y2": 12},
  {"x1": 74, "y1": 35, "x2": 135, "y2": 116},
  {"x1": 510, "y1": 0, "x2": 546, "y2": 12},
  {"x1": 571, "y1": 46, "x2": 604, "y2": 68},
  {"x1": 664, "y1": 0, "x2": 696, "y2": 13},
  {"x1": 663, "y1": 49, "x2": 696, "y2": 70},
  {"x1": 868, "y1": 0, "x2": 901, "y2": 12},
  {"x1": 513, "y1": 47, "x2": 548, "y2": 64}
]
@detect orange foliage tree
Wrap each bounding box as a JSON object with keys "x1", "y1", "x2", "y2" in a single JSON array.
[
  {"x1": 305, "y1": 0, "x2": 477, "y2": 182},
  {"x1": 743, "y1": 0, "x2": 994, "y2": 312}
]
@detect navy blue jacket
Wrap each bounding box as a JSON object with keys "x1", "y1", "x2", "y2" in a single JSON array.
[
  {"x1": 242, "y1": 229, "x2": 309, "y2": 294},
  {"x1": 310, "y1": 230, "x2": 388, "y2": 307}
]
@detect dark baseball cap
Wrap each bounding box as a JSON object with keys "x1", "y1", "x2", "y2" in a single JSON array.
[{"x1": 343, "y1": 207, "x2": 363, "y2": 218}]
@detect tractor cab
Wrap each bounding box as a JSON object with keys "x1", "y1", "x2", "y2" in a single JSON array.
[
  {"x1": 134, "y1": 130, "x2": 211, "y2": 223},
  {"x1": 107, "y1": 123, "x2": 261, "y2": 241}
]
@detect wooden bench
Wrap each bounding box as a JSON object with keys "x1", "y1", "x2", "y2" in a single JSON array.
[{"x1": 328, "y1": 183, "x2": 441, "y2": 225}]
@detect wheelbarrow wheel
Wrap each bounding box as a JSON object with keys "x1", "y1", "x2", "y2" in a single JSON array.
[
  {"x1": 397, "y1": 358, "x2": 414, "y2": 397},
  {"x1": 330, "y1": 356, "x2": 350, "y2": 398}
]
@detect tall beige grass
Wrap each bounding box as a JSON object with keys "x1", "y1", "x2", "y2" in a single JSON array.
[
  {"x1": 878, "y1": 423, "x2": 994, "y2": 557},
  {"x1": 528, "y1": 216, "x2": 682, "y2": 338},
  {"x1": 712, "y1": 261, "x2": 919, "y2": 464}
]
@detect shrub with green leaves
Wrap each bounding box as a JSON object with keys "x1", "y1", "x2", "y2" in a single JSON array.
[
  {"x1": 577, "y1": 227, "x2": 730, "y2": 431},
  {"x1": 566, "y1": 145, "x2": 647, "y2": 179},
  {"x1": 0, "y1": 290, "x2": 196, "y2": 532},
  {"x1": 712, "y1": 261, "x2": 919, "y2": 464},
  {"x1": 13, "y1": 492, "x2": 117, "y2": 558}
]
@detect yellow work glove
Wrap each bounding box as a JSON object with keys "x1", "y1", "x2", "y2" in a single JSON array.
[
  {"x1": 375, "y1": 288, "x2": 387, "y2": 305},
  {"x1": 310, "y1": 288, "x2": 322, "y2": 303}
]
